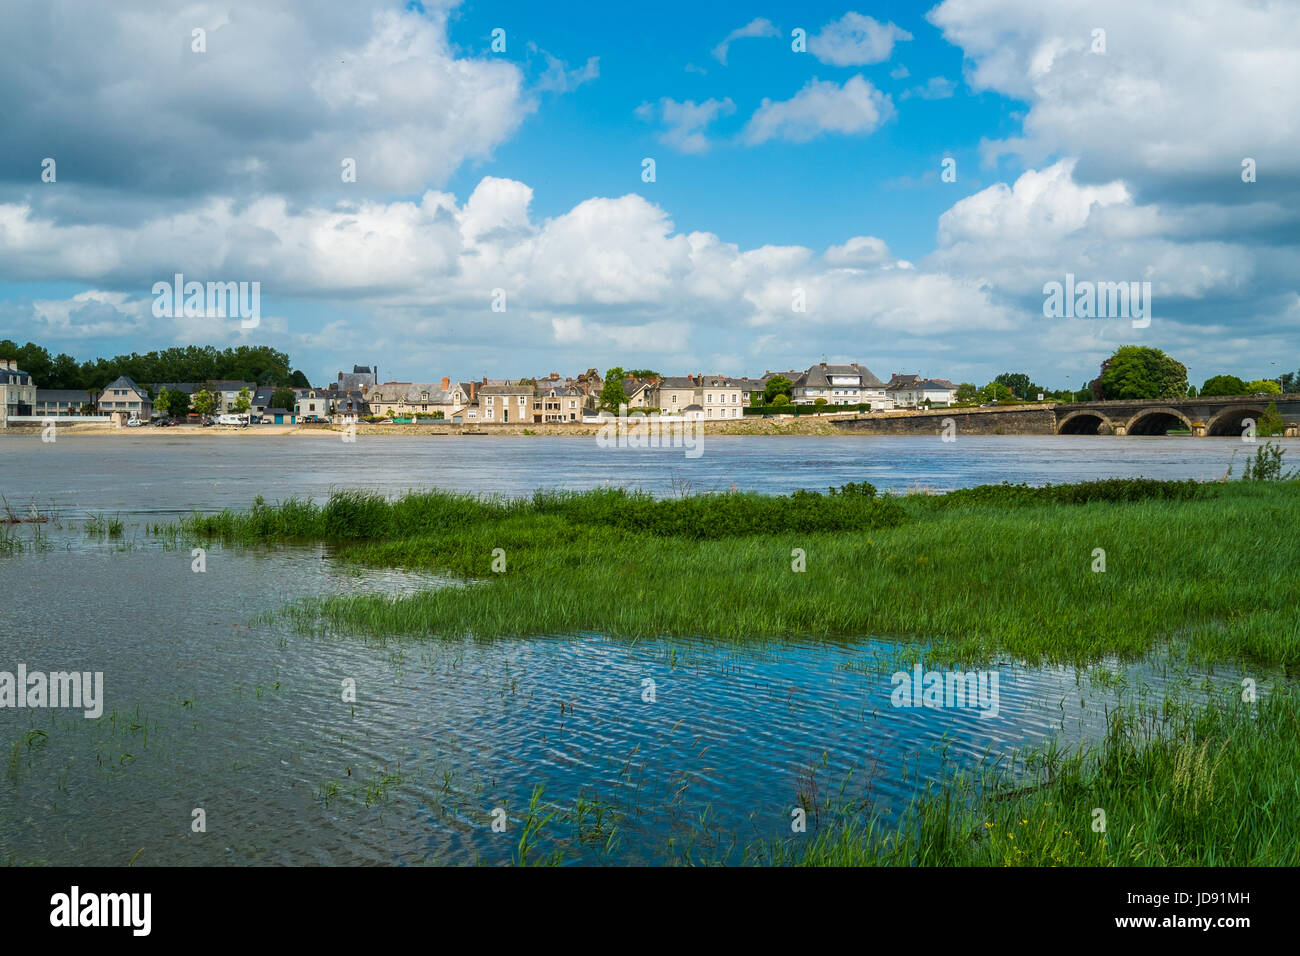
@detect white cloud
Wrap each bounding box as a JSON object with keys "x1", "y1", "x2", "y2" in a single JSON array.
[
  {"x1": 712, "y1": 17, "x2": 781, "y2": 65},
  {"x1": 533, "y1": 51, "x2": 600, "y2": 93},
  {"x1": 742, "y1": 76, "x2": 895, "y2": 144},
  {"x1": 809, "y1": 13, "x2": 913, "y2": 66},
  {"x1": 636, "y1": 98, "x2": 736, "y2": 153},
  {"x1": 928, "y1": 0, "x2": 1300, "y2": 182},
  {"x1": 903, "y1": 76, "x2": 956, "y2": 100},
  {"x1": 0, "y1": 2, "x2": 531, "y2": 197}
]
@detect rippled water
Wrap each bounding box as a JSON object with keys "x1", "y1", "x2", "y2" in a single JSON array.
[{"x1": 0, "y1": 523, "x2": 1269, "y2": 866}]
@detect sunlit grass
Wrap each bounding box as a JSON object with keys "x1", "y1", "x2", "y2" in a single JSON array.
[
  {"x1": 752, "y1": 688, "x2": 1300, "y2": 866},
  {"x1": 176, "y1": 479, "x2": 1300, "y2": 668}
]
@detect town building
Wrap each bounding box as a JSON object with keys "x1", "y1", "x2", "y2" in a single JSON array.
[
  {"x1": 206, "y1": 381, "x2": 256, "y2": 414},
  {"x1": 479, "y1": 382, "x2": 535, "y2": 423},
  {"x1": 0, "y1": 359, "x2": 36, "y2": 426},
  {"x1": 648, "y1": 374, "x2": 744, "y2": 419},
  {"x1": 97, "y1": 375, "x2": 153, "y2": 423},
  {"x1": 335, "y1": 365, "x2": 378, "y2": 392},
  {"x1": 34, "y1": 389, "x2": 94, "y2": 417},
  {"x1": 791, "y1": 363, "x2": 886, "y2": 407}
]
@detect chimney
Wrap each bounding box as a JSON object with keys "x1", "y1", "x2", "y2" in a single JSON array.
[
  {"x1": 338, "y1": 371, "x2": 343, "y2": 381},
  {"x1": 469, "y1": 382, "x2": 477, "y2": 400},
  {"x1": 441, "y1": 376, "x2": 450, "y2": 390}
]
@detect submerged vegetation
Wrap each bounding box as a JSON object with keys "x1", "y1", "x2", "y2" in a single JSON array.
[{"x1": 177, "y1": 466, "x2": 1300, "y2": 669}]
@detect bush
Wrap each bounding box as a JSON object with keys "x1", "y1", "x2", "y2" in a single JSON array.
[{"x1": 932, "y1": 478, "x2": 1207, "y2": 508}]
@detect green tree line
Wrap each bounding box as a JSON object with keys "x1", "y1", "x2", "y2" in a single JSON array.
[{"x1": 0, "y1": 341, "x2": 309, "y2": 392}]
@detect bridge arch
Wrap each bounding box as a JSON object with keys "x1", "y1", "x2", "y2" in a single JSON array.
[
  {"x1": 1125, "y1": 407, "x2": 1194, "y2": 436},
  {"x1": 1206, "y1": 405, "x2": 1267, "y2": 437},
  {"x1": 1057, "y1": 409, "x2": 1114, "y2": 435}
]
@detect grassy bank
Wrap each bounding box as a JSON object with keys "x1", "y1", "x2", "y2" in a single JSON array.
[
  {"x1": 752, "y1": 687, "x2": 1300, "y2": 866},
  {"x1": 177, "y1": 474, "x2": 1300, "y2": 668}
]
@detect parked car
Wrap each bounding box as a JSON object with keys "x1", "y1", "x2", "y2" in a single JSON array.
[{"x1": 302, "y1": 415, "x2": 328, "y2": 424}]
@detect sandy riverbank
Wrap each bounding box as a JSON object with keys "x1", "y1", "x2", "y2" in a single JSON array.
[{"x1": 1, "y1": 417, "x2": 850, "y2": 438}]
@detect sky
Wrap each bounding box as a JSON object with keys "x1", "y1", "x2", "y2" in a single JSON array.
[{"x1": 0, "y1": 0, "x2": 1296, "y2": 390}]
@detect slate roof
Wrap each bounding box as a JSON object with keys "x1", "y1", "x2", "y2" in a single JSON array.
[
  {"x1": 795, "y1": 364, "x2": 883, "y2": 388},
  {"x1": 35, "y1": 389, "x2": 93, "y2": 403}
]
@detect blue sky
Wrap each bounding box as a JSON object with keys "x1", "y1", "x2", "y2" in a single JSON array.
[{"x1": 0, "y1": 0, "x2": 1296, "y2": 390}]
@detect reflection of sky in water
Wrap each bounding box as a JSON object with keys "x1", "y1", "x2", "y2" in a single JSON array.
[{"x1": 0, "y1": 531, "x2": 1271, "y2": 865}]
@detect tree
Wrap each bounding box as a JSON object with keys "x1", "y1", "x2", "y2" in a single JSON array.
[
  {"x1": 232, "y1": 386, "x2": 252, "y2": 416},
  {"x1": 1280, "y1": 371, "x2": 1296, "y2": 394},
  {"x1": 626, "y1": 369, "x2": 659, "y2": 379},
  {"x1": 191, "y1": 389, "x2": 215, "y2": 416},
  {"x1": 1245, "y1": 379, "x2": 1282, "y2": 395},
  {"x1": 157, "y1": 388, "x2": 191, "y2": 418},
  {"x1": 1095, "y1": 347, "x2": 1188, "y2": 400},
  {"x1": 994, "y1": 372, "x2": 1034, "y2": 398},
  {"x1": 814, "y1": 397, "x2": 828, "y2": 406},
  {"x1": 270, "y1": 388, "x2": 296, "y2": 411},
  {"x1": 763, "y1": 375, "x2": 793, "y2": 403},
  {"x1": 955, "y1": 383, "x2": 979, "y2": 403},
  {"x1": 1200, "y1": 374, "x2": 1248, "y2": 396},
  {"x1": 598, "y1": 367, "x2": 627, "y2": 411},
  {"x1": 771, "y1": 393, "x2": 791, "y2": 406},
  {"x1": 981, "y1": 382, "x2": 1013, "y2": 402},
  {"x1": 289, "y1": 370, "x2": 311, "y2": 388},
  {"x1": 1258, "y1": 402, "x2": 1285, "y2": 437}
]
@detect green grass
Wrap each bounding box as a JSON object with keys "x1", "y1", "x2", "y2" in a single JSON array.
[
  {"x1": 751, "y1": 687, "x2": 1300, "y2": 866},
  {"x1": 176, "y1": 477, "x2": 1300, "y2": 669}
]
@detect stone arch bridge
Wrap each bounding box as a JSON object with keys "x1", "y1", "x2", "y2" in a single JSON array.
[{"x1": 1055, "y1": 394, "x2": 1300, "y2": 436}]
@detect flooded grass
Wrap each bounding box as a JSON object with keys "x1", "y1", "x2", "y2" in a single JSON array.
[{"x1": 179, "y1": 479, "x2": 1300, "y2": 669}]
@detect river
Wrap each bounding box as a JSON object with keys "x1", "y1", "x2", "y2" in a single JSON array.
[{"x1": 0, "y1": 433, "x2": 1288, "y2": 864}]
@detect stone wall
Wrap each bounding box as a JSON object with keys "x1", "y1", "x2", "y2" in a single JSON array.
[{"x1": 831, "y1": 407, "x2": 1057, "y2": 436}]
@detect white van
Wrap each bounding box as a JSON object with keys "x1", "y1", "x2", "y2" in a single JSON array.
[{"x1": 216, "y1": 414, "x2": 248, "y2": 426}]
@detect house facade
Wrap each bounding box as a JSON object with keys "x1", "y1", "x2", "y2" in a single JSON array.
[
  {"x1": 366, "y1": 380, "x2": 466, "y2": 419},
  {"x1": 915, "y1": 379, "x2": 958, "y2": 406},
  {"x1": 534, "y1": 384, "x2": 585, "y2": 422},
  {"x1": 648, "y1": 374, "x2": 743, "y2": 419},
  {"x1": 792, "y1": 363, "x2": 886, "y2": 407},
  {"x1": 293, "y1": 387, "x2": 333, "y2": 420},
  {"x1": 97, "y1": 375, "x2": 153, "y2": 422},
  {"x1": 206, "y1": 381, "x2": 255, "y2": 414},
  {"x1": 34, "y1": 389, "x2": 93, "y2": 417},
  {"x1": 0, "y1": 359, "x2": 36, "y2": 426},
  {"x1": 479, "y1": 383, "x2": 535, "y2": 423}
]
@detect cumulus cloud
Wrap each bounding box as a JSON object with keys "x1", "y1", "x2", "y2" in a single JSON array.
[
  {"x1": 928, "y1": 0, "x2": 1300, "y2": 185},
  {"x1": 809, "y1": 12, "x2": 913, "y2": 66},
  {"x1": 0, "y1": 1, "x2": 531, "y2": 198},
  {"x1": 742, "y1": 76, "x2": 895, "y2": 144}
]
